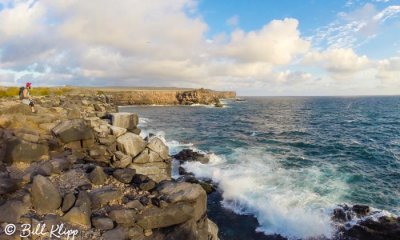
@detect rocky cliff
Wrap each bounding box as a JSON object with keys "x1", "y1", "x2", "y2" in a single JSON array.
[
  {"x1": 97, "y1": 88, "x2": 236, "y2": 106},
  {"x1": 0, "y1": 94, "x2": 218, "y2": 240}
]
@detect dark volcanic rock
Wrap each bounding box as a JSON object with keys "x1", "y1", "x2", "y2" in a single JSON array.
[
  {"x1": 352, "y1": 204, "x2": 370, "y2": 216},
  {"x1": 31, "y1": 175, "x2": 62, "y2": 214},
  {"x1": 344, "y1": 216, "x2": 400, "y2": 240},
  {"x1": 0, "y1": 177, "x2": 20, "y2": 195},
  {"x1": 113, "y1": 168, "x2": 136, "y2": 184},
  {"x1": 173, "y1": 149, "x2": 209, "y2": 164}
]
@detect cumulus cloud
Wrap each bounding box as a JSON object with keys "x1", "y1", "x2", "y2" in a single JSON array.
[
  {"x1": 376, "y1": 57, "x2": 400, "y2": 82},
  {"x1": 304, "y1": 48, "x2": 370, "y2": 75}
]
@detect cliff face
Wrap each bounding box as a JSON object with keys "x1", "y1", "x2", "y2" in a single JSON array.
[{"x1": 100, "y1": 88, "x2": 236, "y2": 106}]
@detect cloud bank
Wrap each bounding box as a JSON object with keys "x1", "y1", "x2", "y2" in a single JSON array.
[{"x1": 0, "y1": 0, "x2": 399, "y2": 95}]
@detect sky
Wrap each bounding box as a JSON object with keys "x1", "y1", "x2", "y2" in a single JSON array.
[{"x1": 0, "y1": 0, "x2": 399, "y2": 96}]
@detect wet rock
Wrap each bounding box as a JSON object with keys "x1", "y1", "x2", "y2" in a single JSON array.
[
  {"x1": 108, "y1": 209, "x2": 137, "y2": 227},
  {"x1": 89, "y1": 166, "x2": 108, "y2": 185},
  {"x1": 199, "y1": 181, "x2": 216, "y2": 194},
  {"x1": 110, "y1": 113, "x2": 139, "y2": 130},
  {"x1": 61, "y1": 192, "x2": 76, "y2": 212},
  {"x1": 31, "y1": 175, "x2": 62, "y2": 214},
  {"x1": 344, "y1": 216, "x2": 400, "y2": 240},
  {"x1": 113, "y1": 168, "x2": 136, "y2": 184},
  {"x1": 0, "y1": 177, "x2": 20, "y2": 195},
  {"x1": 0, "y1": 200, "x2": 29, "y2": 223},
  {"x1": 147, "y1": 137, "x2": 169, "y2": 160},
  {"x1": 52, "y1": 119, "x2": 94, "y2": 143},
  {"x1": 173, "y1": 149, "x2": 209, "y2": 164},
  {"x1": 126, "y1": 200, "x2": 144, "y2": 210},
  {"x1": 92, "y1": 216, "x2": 114, "y2": 230},
  {"x1": 4, "y1": 138, "x2": 49, "y2": 163},
  {"x1": 116, "y1": 133, "x2": 146, "y2": 157},
  {"x1": 352, "y1": 204, "x2": 370, "y2": 216},
  {"x1": 90, "y1": 187, "x2": 122, "y2": 209}
]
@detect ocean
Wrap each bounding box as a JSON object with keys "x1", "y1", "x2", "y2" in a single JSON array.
[{"x1": 120, "y1": 96, "x2": 400, "y2": 239}]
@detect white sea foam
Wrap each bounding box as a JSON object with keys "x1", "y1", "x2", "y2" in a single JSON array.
[{"x1": 181, "y1": 147, "x2": 348, "y2": 239}]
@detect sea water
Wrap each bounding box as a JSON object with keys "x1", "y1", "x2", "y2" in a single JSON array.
[{"x1": 120, "y1": 96, "x2": 400, "y2": 239}]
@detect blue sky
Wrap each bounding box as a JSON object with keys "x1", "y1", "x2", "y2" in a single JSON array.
[{"x1": 0, "y1": 0, "x2": 399, "y2": 95}]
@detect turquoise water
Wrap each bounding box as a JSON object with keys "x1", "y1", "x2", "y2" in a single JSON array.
[{"x1": 121, "y1": 96, "x2": 400, "y2": 239}]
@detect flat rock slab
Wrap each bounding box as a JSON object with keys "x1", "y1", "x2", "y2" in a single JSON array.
[{"x1": 90, "y1": 187, "x2": 123, "y2": 209}]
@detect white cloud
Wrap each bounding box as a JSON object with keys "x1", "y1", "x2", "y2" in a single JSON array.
[
  {"x1": 304, "y1": 48, "x2": 370, "y2": 75},
  {"x1": 221, "y1": 18, "x2": 310, "y2": 64},
  {"x1": 376, "y1": 57, "x2": 400, "y2": 82}
]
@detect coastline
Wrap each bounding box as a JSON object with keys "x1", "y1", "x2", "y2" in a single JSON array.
[{"x1": 0, "y1": 93, "x2": 399, "y2": 240}]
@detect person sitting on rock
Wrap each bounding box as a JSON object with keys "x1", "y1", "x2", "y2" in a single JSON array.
[{"x1": 20, "y1": 82, "x2": 36, "y2": 113}]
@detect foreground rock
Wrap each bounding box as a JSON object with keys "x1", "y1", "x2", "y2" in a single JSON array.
[{"x1": 0, "y1": 93, "x2": 218, "y2": 239}]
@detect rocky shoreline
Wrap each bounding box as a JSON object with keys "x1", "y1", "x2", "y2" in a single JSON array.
[
  {"x1": 0, "y1": 92, "x2": 399, "y2": 240},
  {"x1": 0, "y1": 93, "x2": 218, "y2": 239}
]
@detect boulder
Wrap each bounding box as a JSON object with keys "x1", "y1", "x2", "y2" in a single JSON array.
[
  {"x1": 52, "y1": 119, "x2": 94, "y2": 143},
  {"x1": 113, "y1": 168, "x2": 136, "y2": 184},
  {"x1": 102, "y1": 227, "x2": 128, "y2": 240},
  {"x1": 0, "y1": 177, "x2": 20, "y2": 195},
  {"x1": 156, "y1": 181, "x2": 207, "y2": 221},
  {"x1": 4, "y1": 138, "x2": 49, "y2": 163},
  {"x1": 92, "y1": 216, "x2": 114, "y2": 230},
  {"x1": 109, "y1": 125, "x2": 127, "y2": 138},
  {"x1": 139, "y1": 179, "x2": 156, "y2": 191},
  {"x1": 113, "y1": 151, "x2": 132, "y2": 168},
  {"x1": 132, "y1": 149, "x2": 150, "y2": 164},
  {"x1": 62, "y1": 191, "x2": 91, "y2": 229},
  {"x1": 31, "y1": 175, "x2": 62, "y2": 214},
  {"x1": 116, "y1": 133, "x2": 146, "y2": 157},
  {"x1": 61, "y1": 192, "x2": 76, "y2": 212},
  {"x1": 129, "y1": 162, "x2": 171, "y2": 183},
  {"x1": 136, "y1": 202, "x2": 194, "y2": 229},
  {"x1": 126, "y1": 200, "x2": 144, "y2": 210},
  {"x1": 90, "y1": 187, "x2": 122, "y2": 209},
  {"x1": 0, "y1": 200, "x2": 29, "y2": 223},
  {"x1": 110, "y1": 113, "x2": 139, "y2": 130},
  {"x1": 49, "y1": 158, "x2": 71, "y2": 174},
  {"x1": 89, "y1": 166, "x2": 108, "y2": 185},
  {"x1": 147, "y1": 137, "x2": 169, "y2": 160},
  {"x1": 108, "y1": 209, "x2": 137, "y2": 227}
]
